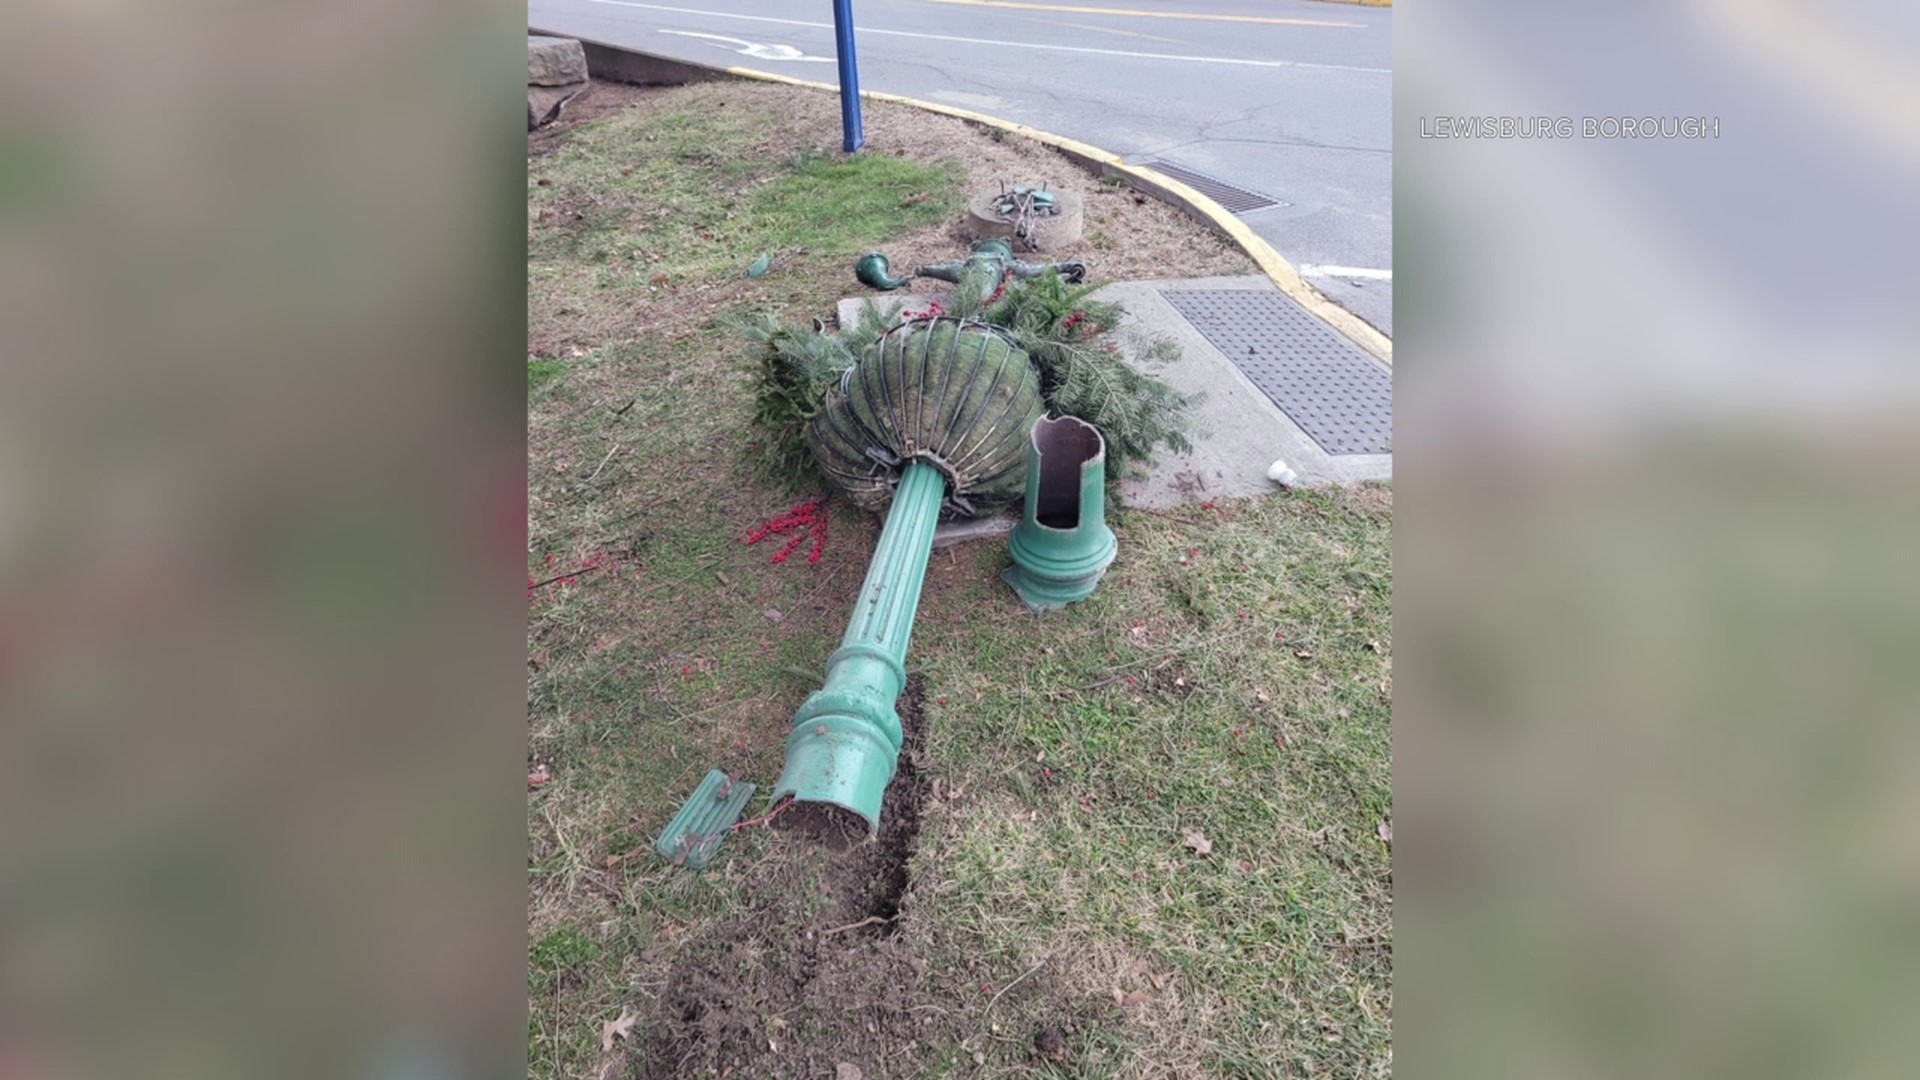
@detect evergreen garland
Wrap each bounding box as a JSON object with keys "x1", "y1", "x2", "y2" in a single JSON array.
[
  {"x1": 743, "y1": 271, "x2": 1196, "y2": 498},
  {"x1": 734, "y1": 312, "x2": 856, "y2": 491}
]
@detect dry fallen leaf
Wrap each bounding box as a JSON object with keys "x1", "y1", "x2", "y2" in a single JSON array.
[
  {"x1": 1121, "y1": 990, "x2": 1151, "y2": 1006},
  {"x1": 528, "y1": 764, "x2": 554, "y2": 788},
  {"x1": 1235, "y1": 859, "x2": 1254, "y2": 874},
  {"x1": 1181, "y1": 828, "x2": 1213, "y2": 856},
  {"x1": 600, "y1": 1008, "x2": 637, "y2": 1052},
  {"x1": 1377, "y1": 820, "x2": 1393, "y2": 844},
  {"x1": 1148, "y1": 972, "x2": 1167, "y2": 990},
  {"x1": 836, "y1": 1064, "x2": 864, "y2": 1080}
]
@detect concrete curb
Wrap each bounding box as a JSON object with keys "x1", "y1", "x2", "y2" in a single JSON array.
[{"x1": 529, "y1": 31, "x2": 1391, "y2": 364}]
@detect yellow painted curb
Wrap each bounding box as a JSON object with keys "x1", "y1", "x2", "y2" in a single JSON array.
[{"x1": 729, "y1": 66, "x2": 1392, "y2": 364}]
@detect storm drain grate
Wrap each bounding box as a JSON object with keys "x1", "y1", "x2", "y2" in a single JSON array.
[
  {"x1": 1163, "y1": 289, "x2": 1391, "y2": 455},
  {"x1": 1142, "y1": 161, "x2": 1285, "y2": 214}
]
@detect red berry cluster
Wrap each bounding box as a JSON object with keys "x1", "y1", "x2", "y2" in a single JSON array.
[
  {"x1": 984, "y1": 269, "x2": 1014, "y2": 306},
  {"x1": 901, "y1": 299, "x2": 946, "y2": 321},
  {"x1": 744, "y1": 498, "x2": 829, "y2": 565},
  {"x1": 1060, "y1": 309, "x2": 1101, "y2": 338}
]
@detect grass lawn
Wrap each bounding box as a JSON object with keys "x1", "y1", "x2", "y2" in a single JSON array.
[{"x1": 528, "y1": 80, "x2": 1391, "y2": 1079}]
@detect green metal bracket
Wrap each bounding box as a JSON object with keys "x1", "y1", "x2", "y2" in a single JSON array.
[
  {"x1": 769, "y1": 459, "x2": 947, "y2": 835},
  {"x1": 654, "y1": 770, "x2": 757, "y2": 869},
  {"x1": 1003, "y1": 416, "x2": 1117, "y2": 611}
]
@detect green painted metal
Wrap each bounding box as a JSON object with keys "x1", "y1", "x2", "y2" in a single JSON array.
[
  {"x1": 854, "y1": 252, "x2": 912, "y2": 290},
  {"x1": 769, "y1": 460, "x2": 947, "y2": 833},
  {"x1": 1003, "y1": 416, "x2": 1117, "y2": 611},
  {"x1": 804, "y1": 317, "x2": 1045, "y2": 515},
  {"x1": 654, "y1": 770, "x2": 757, "y2": 869},
  {"x1": 915, "y1": 237, "x2": 1086, "y2": 304}
]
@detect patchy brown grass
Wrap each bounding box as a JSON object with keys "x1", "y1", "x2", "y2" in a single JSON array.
[{"x1": 528, "y1": 77, "x2": 1387, "y2": 1080}]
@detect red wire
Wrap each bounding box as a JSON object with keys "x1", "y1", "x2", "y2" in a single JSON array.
[{"x1": 729, "y1": 796, "x2": 795, "y2": 831}]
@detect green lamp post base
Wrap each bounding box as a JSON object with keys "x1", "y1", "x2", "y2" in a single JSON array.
[{"x1": 1002, "y1": 416, "x2": 1116, "y2": 612}]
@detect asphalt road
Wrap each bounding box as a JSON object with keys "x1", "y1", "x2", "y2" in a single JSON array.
[
  {"x1": 526, "y1": 0, "x2": 1394, "y2": 336},
  {"x1": 1431, "y1": 1, "x2": 1912, "y2": 332}
]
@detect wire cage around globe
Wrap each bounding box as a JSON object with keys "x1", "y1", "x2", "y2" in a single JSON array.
[{"x1": 805, "y1": 316, "x2": 1046, "y2": 517}]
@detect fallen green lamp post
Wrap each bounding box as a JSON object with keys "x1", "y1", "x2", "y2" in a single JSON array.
[
  {"x1": 771, "y1": 315, "x2": 1046, "y2": 838},
  {"x1": 657, "y1": 233, "x2": 1186, "y2": 861},
  {"x1": 765, "y1": 458, "x2": 944, "y2": 838}
]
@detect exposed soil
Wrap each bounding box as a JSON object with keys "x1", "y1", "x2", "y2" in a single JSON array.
[
  {"x1": 527, "y1": 77, "x2": 1256, "y2": 367},
  {"x1": 529, "y1": 77, "x2": 1257, "y2": 284},
  {"x1": 527, "y1": 80, "x2": 657, "y2": 158},
  {"x1": 639, "y1": 678, "x2": 971, "y2": 1078}
]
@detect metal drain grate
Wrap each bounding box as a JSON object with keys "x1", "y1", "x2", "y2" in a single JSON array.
[
  {"x1": 1142, "y1": 161, "x2": 1285, "y2": 214},
  {"x1": 1163, "y1": 290, "x2": 1391, "y2": 456}
]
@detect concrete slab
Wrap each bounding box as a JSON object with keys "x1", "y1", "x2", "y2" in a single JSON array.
[
  {"x1": 932, "y1": 513, "x2": 1014, "y2": 550},
  {"x1": 1097, "y1": 276, "x2": 1391, "y2": 509},
  {"x1": 831, "y1": 273, "x2": 1390, "y2": 513},
  {"x1": 835, "y1": 292, "x2": 949, "y2": 333}
]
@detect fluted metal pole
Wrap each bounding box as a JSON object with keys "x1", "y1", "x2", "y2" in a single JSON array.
[{"x1": 770, "y1": 460, "x2": 944, "y2": 831}]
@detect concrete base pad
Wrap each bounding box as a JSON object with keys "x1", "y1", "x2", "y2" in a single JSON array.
[
  {"x1": 834, "y1": 274, "x2": 1390, "y2": 513},
  {"x1": 1099, "y1": 276, "x2": 1390, "y2": 509},
  {"x1": 836, "y1": 292, "x2": 949, "y2": 332},
  {"x1": 932, "y1": 513, "x2": 1014, "y2": 549}
]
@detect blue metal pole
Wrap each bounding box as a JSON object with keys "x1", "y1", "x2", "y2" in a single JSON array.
[{"x1": 831, "y1": 0, "x2": 865, "y2": 152}]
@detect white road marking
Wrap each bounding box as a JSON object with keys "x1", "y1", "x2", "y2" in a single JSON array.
[
  {"x1": 578, "y1": 0, "x2": 1391, "y2": 73},
  {"x1": 1300, "y1": 265, "x2": 1392, "y2": 281},
  {"x1": 924, "y1": 90, "x2": 1010, "y2": 111},
  {"x1": 658, "y1": 29, "x2": 835, "y2": 61}
]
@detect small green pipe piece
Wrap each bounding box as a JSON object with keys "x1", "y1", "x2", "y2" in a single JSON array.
[
  {"x1": 1002, "y1": 416, "x2": 1117, "y2": 611},
  {"x1": 855, "y1": 252, "x2": 913, "y2": 290},
  {"x1": 770, "y1": 460, "x2": 947, "y2": 833}
]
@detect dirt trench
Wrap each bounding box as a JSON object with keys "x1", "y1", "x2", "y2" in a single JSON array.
[{"x1": 640, "y1": 679, "x2": 955, "y2": 1079}]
